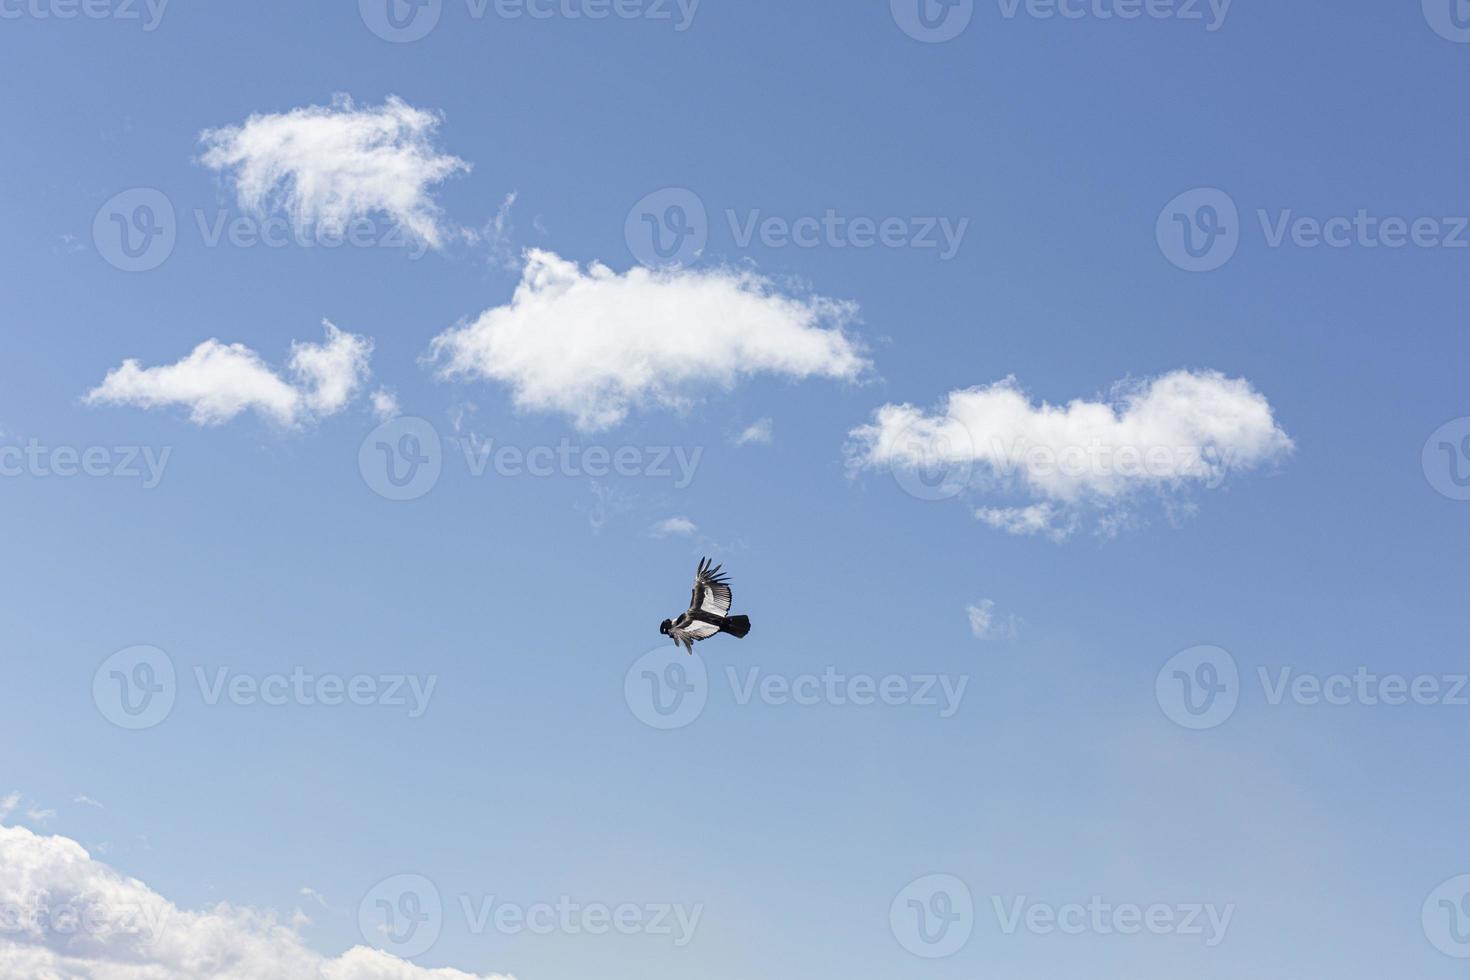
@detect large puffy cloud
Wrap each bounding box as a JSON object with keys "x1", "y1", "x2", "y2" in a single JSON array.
[
  {"x1": 0, "y1": 824, "x2": 506, "y2": 979},
  {"x1": 429, "y1": 250, "x2": 868, "y2": 431},
  {"x1": 199, "y1": 96, "x2": 470, "y2": 250},
  {"x1": 86, "y1": 322, "x2": 374, "y2": 427},
  {"x1": 848, "y1": 370, "x2": 1292, "y2": 538}
]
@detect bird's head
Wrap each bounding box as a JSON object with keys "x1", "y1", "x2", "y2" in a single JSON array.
[{"x1": 659, "y1": 619, "x2": 673, "y2": 636}]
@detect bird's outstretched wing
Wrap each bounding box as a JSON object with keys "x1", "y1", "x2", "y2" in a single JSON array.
[
  {"x1": 668, "y1": 619, "x2": 720, "y2": 653},
  {"x1": 686, "y1": 557, "x2": 733, "y2": 617}
]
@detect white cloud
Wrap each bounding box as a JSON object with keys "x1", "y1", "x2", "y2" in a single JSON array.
[
  {"x1": 652, "y1": 516, "x2": 698, "y2": 537},
  {"x1": 370, "y1": 388, "x2": 401, "y2": 421},
  {"x1": 199, "y1": 95, "x2": 470, "y2": 250},
  {"x1": 74, "y1": 796, "x2": 104, "y2": 810},
  {"x1": 0, "y1": 793, "x2": 18, "y2": 821},
  {"x1": 87, "y1": 322, "x2": 374, "y2": 427},
  {"x1": 734, "y1": 418, "x2": 774, "y2": 446},
  {"x1": 849, "y1": 370, "x2": 1292, "y2": 538},
  {"x1": 429, "y1": 250, "x2": 868, "y2": 431},
  {"x1": 0, "y1": 824, "x2": 508, "y2": 980},
  {"x1": 967, "y1": 599, "x2": 1018, "y2": 640}
]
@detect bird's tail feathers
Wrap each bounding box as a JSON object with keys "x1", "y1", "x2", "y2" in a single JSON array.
[{"x1": 725, "y1": 615, "x2": 752, "y2": 639}]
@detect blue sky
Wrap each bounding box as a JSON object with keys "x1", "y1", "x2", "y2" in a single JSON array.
[{"x1": 2, "y1": 1, "x2": 1470, "y2": 977}]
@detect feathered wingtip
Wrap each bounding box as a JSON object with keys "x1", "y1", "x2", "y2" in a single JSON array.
[{"x1": 697, "y1": 556, "x2": 729, "y2": 584}]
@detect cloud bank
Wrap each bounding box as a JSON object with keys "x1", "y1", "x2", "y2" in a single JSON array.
[
  {"x1": 0, "y1": 824, "x2": 506, "y2": 979},
  {"x1": 849, "y1": 369, "x2": 1292, "y2": 538},
  {"x1": 86, "y1": 322, "x2": 374, "y2": 427},
  {"x1": 199, "y1": 96, "x2": 470, "y2": 250},
  {"x1": 429, "y1": 250, "x2": 868, "y2": 431}
]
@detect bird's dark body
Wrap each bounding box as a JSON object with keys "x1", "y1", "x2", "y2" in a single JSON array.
[{"x1": 659, "y1": 558, "x2": 752, "y2": 653}]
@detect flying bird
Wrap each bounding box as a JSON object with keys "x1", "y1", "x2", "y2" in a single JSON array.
[{"x1": 660, "y1": 557, "x2": 752, "y2": 654}]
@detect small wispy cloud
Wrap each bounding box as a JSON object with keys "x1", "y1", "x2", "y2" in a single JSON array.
[
  {"x1": 734, "y1": 417, "x2": 774, "y2": 446},
  {"x1": 369, "y1": 388, "x2": 400, "y2": 421},
  {"x1": 967, "y1": 599, "x2": 1019, "y2": 641},
  {"x1": 651, "y1": 516, "x2": 698, "y2": 538},
  {"x1": 74, "y1": 795, "x2": 104, "y2": 810}
]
